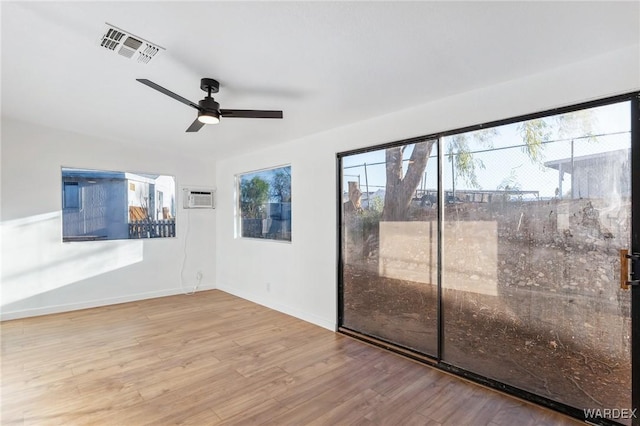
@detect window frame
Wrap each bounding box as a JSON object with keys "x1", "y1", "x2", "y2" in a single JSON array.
[
  {"x1": 60, "y1": 166, "x2": 177, "y2": 242},
  {"x1": 236, "y1": 164, "x2": 292, "y2": 242}
]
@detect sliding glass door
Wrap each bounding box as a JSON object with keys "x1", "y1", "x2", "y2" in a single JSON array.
[
  {"x1": 441, "y1": 101, "x2": 632, "y2": 423},
  {"x1": 338, "y1": 94, "x2": 638, "y2": 425},
  {"x1": 340, "y1": 138, "x2": 439, "y2": 356}
]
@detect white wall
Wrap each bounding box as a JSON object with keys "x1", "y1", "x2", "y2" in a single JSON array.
[
  {"x1": 216, "y1": 46, "x2": 640, "y2": 331},
  {"x1": 2, "y1": 46, "x2": 637, "y2": 324},
  {"x1": 0, "y1": 119, "x2": 216, "y2": 320}
]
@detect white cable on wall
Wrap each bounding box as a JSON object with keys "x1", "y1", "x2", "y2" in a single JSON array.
[{"x1": 180, "y1": 208, "x2": 201, "y2": 295}]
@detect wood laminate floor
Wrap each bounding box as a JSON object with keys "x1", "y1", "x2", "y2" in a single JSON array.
[{"x1": 1, "y1": 290, "x2": 580, "y2": 425}]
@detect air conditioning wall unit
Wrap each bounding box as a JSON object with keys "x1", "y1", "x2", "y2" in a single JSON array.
[{"x1": 183, "y1": 188, "x2": 215, "y2": 209}]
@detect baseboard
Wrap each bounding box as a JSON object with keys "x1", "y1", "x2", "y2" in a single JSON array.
[
  {"x1": 2, "y1": 284, "x2": 336, "y2": 331},
  {"x1": 0, "y1": 284, "x2": 216, "y2": 321},
  {"x1": 216, "y1": 283, "x2": 336, "y2": 331}
]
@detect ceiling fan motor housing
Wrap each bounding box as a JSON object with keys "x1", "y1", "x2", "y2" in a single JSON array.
[{"x1": 199, "y1": 97, "x2": 220, "y2": 113}]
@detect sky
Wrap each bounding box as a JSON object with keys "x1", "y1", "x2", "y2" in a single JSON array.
[{"x1": 342, "y1": 100, "x2": 631, "y2": 199}]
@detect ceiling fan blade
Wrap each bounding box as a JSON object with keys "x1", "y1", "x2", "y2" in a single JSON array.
[
  {"x1": 185, "y1": 118, "x2": 205, "y2": 133},
  {"x1": 220, "y1": 109, "x2": 283, "y2": 119},
  {"x1": 136, "y1": 79, "x2": 201, "y2": 110}
]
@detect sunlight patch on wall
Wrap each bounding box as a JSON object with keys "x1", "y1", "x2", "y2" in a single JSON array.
[
  {"x1": 379, "y1": 221, "x2": 498, "y2": 296},
  {"x1": 1, "y1": 211, "x2": 143, "y2": 306}
]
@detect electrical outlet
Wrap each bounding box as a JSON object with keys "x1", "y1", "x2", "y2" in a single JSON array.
[{"x1": 266, "y1": 282, "x2": 271, "y2": 292}]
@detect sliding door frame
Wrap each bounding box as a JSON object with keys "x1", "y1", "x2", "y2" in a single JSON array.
[
  {"x1": 336, "y1": 134, "x2": 442, "y2": 361},
  {"x1": 337, "y1": 91, "x2": 640, "y2": 426},
  {"x1": 630, "y1": 92, "x2": 639, "y2": 426}
]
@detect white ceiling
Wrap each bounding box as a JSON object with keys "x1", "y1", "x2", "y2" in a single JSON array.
[{"x1": 2, "y1": 1, "x2": 639, "y2": 160}]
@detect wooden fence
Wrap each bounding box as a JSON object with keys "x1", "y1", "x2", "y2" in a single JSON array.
[{"x1": 129, "y1": 219, "x2": 175, "y2": 238}]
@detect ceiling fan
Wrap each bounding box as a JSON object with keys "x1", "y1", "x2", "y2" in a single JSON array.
[{"x1": 136, "y1": 78, "x2": 283, "y2": 132}]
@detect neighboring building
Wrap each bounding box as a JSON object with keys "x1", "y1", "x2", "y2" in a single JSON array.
[
  {"x1": 264, "y1": 201, "x2": 292, "y2": 239},
  {"x1": 544, "y1": 149, "x2": 631, "y2": 199},
  {"x1": 62, "y1": 168, "x2": 176, "y2": 241}
]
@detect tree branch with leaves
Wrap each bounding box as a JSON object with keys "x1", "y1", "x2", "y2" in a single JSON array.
[{"x1": 381, "y1": 110, "x2": 598, "y2": 221}]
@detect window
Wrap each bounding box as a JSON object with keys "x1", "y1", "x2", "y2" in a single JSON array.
[
  {"x1": 61, "y1": 167, "x2": 176, "y2": 242},
  {"x1": 62, "y1": 182, "x2": 80, "y2": 209},
  {"x1": 237, "y1": 165, "x2": 291, "y2": 241}
]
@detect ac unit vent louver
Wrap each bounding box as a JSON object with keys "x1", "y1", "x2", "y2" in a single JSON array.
[
  {"x1": 183, "y1": 189, "x2": 216, "y2": 209},
  {"x1": 98, "y1": 23, "x2": 164, "y2": 64}
]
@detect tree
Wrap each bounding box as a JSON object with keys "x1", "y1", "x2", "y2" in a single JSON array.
[
  {"x1": 382, "y1": 111, "x2": 597, "y2": 221},
  {"x1": 270, "y1": 169, "x2": 291, "y2": 202},
  {"x1": 446, "y1": 128, "x2": 497, "y2": 189},
  {"x1": 497, "y1": 169, "x2": 523, "y2": 202},
  {"x1": 382, "y1": 140, "x2": 435, "y2": 221},
  {"x1": 517, "y1": 110, "x2": 598, "y2": 162},
  {"x1": 240, "y1": 176, "x2": 270, "y2": 219}
]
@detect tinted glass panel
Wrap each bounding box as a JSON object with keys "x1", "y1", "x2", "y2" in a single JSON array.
[
  {"x1": 442, "y1": 101, "x2": 631, "y2": 420},
  {"x1": 341, "y1": 139, "x2": 439, "y2": 355}
]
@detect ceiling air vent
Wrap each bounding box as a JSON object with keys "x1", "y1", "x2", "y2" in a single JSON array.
[{"x1": 98, "y1": 23, "x2": 164, "y2": 64}]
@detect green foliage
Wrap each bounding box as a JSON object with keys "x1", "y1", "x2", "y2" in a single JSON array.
[
  {"x1": 555, "y1": 109, "x2": 599, "y2": 143},
  {"x1": 518, "y1": 119, "x2": 549, "y2": 163},
  {"x1": 470, "y1": 127, "x2": 497, "y2": 148},
  {"x1": 497, "y1": 169, "x2": 523, "y2": 201},
  {"x1": 240, "y1": 176, "x2": 270, "y2": 219},
  {"x1": 351, "y1": 200, "x2": 382, "y2": 245},
  {"x1": 497, "y1": 169, "x2": 522, "y2": 191},
  {"x1": 346, "y1": 195, "x2": 383, "y2": 244},
  {"x1": 368, "y1": 196, "x2": 384, "y2": 214},
  {"x1": 447, "y1": 129, "x2": 496, "y2": 188},
  {"x1": 446, "y1": 110, "x2": 598, "y2": 190},
  {"x1": 517, "y1": 110, "x2": 599, "y2": 164}
]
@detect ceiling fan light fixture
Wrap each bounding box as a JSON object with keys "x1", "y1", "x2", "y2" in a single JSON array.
[
  {"x1": 197, "y1": 111, "x2": 220, "y2": 124},
  {"x1": 135, "y1": 78, "x2": 283, "y2": 133}
]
